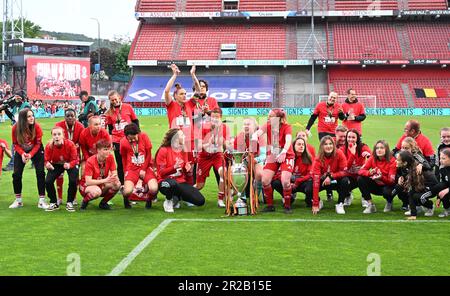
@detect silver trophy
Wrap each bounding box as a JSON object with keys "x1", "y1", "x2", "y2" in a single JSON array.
[{"x1": 230, "y1": 152, "x2": 249, "y2": 202}]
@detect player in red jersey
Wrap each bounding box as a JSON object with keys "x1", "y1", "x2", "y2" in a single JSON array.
[
  {"x1": 44, "y1": 127, "x2": 79, "y2": 212},
  {"x1": 105, "y1": 90, "x2": 139, "y2": 186},
  {"x1": 195, "y1": 108, "x2": 231, "y2": 208},
  {"x1": 305, "y1": 92, "x2": 345, "y2": 140},
  {"x1": 234, "y1": 117, "x2": 267, "y2": 201},
  {"x1": 54, "y1": 108, "x2": 84, "y2": 205},
  {"x1": 357, "y1": 140, "x2": 397, "y2": 214},
  {"x1": 272, "y1": 137, "x2": 314, "y2": 208},
  {"x1": 0, "y1": 138, "x2": 12, "y2": 177},
  {"x1": 155, "y1": 128, "x2": 204, "y2": 213},
  {"x1": 393, "y1": 120, "x2": 435, "y2": 164},
  {"x1": 164, "y1": 64, "x2": 194, "y2": 185},
  {"x1": 120, "y1": 123, "x2": 158, "y2": 209},
  {"x1": 340, "y1": 129, "x2": 371, "y2": 207},
  {"x1": 341, "y1": 89, "x2": 366, "y2": 136},
  {"x1": 311, "y1": 136, "x2": 351, "y2": 215},
  {"x1": 252, "y1": 109, "x2": 295, "y2": 214},
  {"x1": 9, "y1": 109, "x2": 49, "y2": 209},
  {"x1": 79, "y1": 139, "x2": 120, "y2": 210},
  {"x1": 296, "y1": 130, "x2": 316, "y2": 159},
  {"x1": 79, "y1": 116, "x2": 111, "y2": 175}
]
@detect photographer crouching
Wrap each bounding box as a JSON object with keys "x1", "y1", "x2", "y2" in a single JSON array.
[{"x1": 0, "y1": 90, "x2": 31, "y2": 172}]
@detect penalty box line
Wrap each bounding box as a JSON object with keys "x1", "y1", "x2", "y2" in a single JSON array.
[{"x1": 108, "y1": 217, "x2": 450, "y2": 276}]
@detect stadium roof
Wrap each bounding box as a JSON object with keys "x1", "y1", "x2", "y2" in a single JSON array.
[{"x1": 6, "y1": 38, "x2": 93, "y2": 47}]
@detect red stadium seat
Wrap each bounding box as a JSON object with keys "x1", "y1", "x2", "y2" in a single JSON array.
[
  {"x1": 407, "y1": 23, "x2": 450, "y2": 59},
  {"x1": 238, "y1": 0, "x2": 287, "y2": 11},
  {"x1": 332, "y1": 23, "x2": 404, "y2": 60},
  {"x1": 136, "y1": 0, "x2": 177, "y2": 12},
  {"x1": 186, "y1": 0, "x2": 222, "y2": 12}
]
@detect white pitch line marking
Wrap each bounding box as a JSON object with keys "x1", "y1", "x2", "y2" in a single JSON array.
[
  {"x1": 108, "y1": 217, "x2": 450, "y2": 275},
  {"x1": 108, "y1": 219, "x2": 174, "y2": 276}
]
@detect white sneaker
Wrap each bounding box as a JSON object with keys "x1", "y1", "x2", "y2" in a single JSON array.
[
  {"x1": 363, "y1": 204, "x2": 377, "y2": 214},
  {"x1": 163, "y1": 199, "x2": 174, "y2": 213},
  {"x1": 438, "y1": 210, "x2": 449, "y2": 218},
  {"x1": 335, "y1": 203, "x2": 346, "y2": 214},
  {"x1": 57, "y1": 199, "x2": 63, "y2": 206},
  {"x1": 66, "y1": 202, "x2": 75, "y2": 212},
  {"x1": 72, "y1": 199, "x2": 78, "y2": 206},
  {"x1": 344, "y1": 194, "x2": 354, "y2": 206},
  {"x1": 9, "y1": 200, "x2": 23, "y2": 209},
  {"x1": 45, "y1": 203, "x2": 60, "y2": 212},
  {"x1": 38, "y1": 200, "x2": 50, "y2": 209},
  {"x1": 383, "y1": 202, "x2": 393, "y2": 213},
  {"x1": 319, "y1": 200, "x2": 324, "y2": 210},
  {"x1": 404, "y1": 210, "x2": 411, "y2": 216},
  {"x1": 361, "y1": 199, "x2": 370, "y2": 208},
  {"x1": 218, "y1": 199, "x2": 226, "y2": 208},
  {"x1": 424, "y1": 205, "x2": 434, "y2": 217}
]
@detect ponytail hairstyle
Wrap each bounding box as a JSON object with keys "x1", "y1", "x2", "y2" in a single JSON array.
[
  {"x1": 402, "y1": 137, "x2": 421, "y2": 154},
  {"x1": 106, "y1": 90, "x2": 121, "y2": 116},
  {"x1": 173, "y1": 83, "x2": 183, "y2": 97}
]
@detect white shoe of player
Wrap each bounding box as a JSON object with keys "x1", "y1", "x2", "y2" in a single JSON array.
[
  {"x1": 335, "y1": 203, "x2": 346, "y2": 215},
  {"x1": 217, "y1": 199, "x2": 226, "y2": 208},
  {"x1": 9, "y1": 200, "x2": 23, "y2": 209},
  {"x1": 163, "y1": 199, "x2": 174, "y2": 213}
]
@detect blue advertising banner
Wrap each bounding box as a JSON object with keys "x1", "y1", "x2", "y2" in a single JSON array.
[{"x1": 125, "y1": 75, "x2": 275, "y2": 103}]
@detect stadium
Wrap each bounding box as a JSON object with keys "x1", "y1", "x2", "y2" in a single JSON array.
[{"x1": 0, "y1": 0, "x2": 450, "y2": 278}]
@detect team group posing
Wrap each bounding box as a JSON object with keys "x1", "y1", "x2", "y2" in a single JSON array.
[{"x1": 1, "y1": 64, "x2": 450, "y2": 220}]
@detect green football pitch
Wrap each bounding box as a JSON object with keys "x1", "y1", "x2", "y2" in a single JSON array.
[{"x1": 0, "y1": 115, "x2": 449, "y2": 276}]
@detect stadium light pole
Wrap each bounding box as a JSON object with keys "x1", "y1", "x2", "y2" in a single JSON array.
[{"x1": 90, "y1": 18, "x2": 101, "y2": 72}]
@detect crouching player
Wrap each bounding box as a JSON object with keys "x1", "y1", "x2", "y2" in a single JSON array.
[
  {"x1": 120, "y1": 123, "x2": 158, "y2": 209},
  {"x1": 44, "y1": 127, "x2": 79, "y2": 212},
  {"x1": 156, "y1": 129, "x2": 205, "y2": 213},
  {"x1": 79, "y1": 139, "x2": 121, "y2": 210}
]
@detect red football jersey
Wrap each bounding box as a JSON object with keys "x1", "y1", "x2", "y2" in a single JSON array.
[
  {"x1": 82, "y1": 154, "x2": 116, "y2": 183},
  {"x1": 166, "y1": 100, "x2": 193, "y2": 129},
  {"x1": 79, "y1": 128, "x2": 111, "y2": 161},
  {"x1": 292, "y1": 156, "x2": 313, "y2": 185},
  {"x1": 342, "y1": 101, "x2": 365, "y2": 135},
  {"x1": 44, "y1": 139, "x2": 79, "y2": 168},
  {"x1": 313, "y1": 101, "x2": 342, "y2": 134},
  {"x1": 156, "y1": 146, "x2": 189, "y2": 183},
  {"x1": 395, "y1": 133, "x2": 435, "y2": 158},
  {"x1": 340, "y1": 144, "x2": 371, "y2": 177},
  {"x1": 105, "y1": 103, "x2": 138, "y2": 143},
  {"x1": 200, "y1": 122, "x2": 230, "y2": 156},
  {"x1": 12, "y1": 123, "x2": 43, "y2": 158},
  {"x1": 120, "y1": 132, "x2": 153, "y2": 172},
  {"x1": 261, "y1": 122, "x2": 295, "y2": 158}
]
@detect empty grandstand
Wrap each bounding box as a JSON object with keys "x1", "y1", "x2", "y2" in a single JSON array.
[{"x1": 128, "y1": 0, "x2": 450, "y2": 110}]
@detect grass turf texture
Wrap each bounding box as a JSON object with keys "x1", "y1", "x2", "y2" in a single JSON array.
[{"x1": 0, "y1": 115, "x2": 449, "y2": 276}]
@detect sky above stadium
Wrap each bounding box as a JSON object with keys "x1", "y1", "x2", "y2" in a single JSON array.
[{"x1": 21, "y1": 0, "x2": 139, "y2": 41}]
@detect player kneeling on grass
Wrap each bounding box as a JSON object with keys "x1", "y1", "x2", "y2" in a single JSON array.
[
  {"x1": 357, "y1": 140, "x2": 396, "y2": 214},
  {"x1": 79, "y1": 139, "x2": 120, "y2": 210},
  {"x1": 419, "y1": 149, "x2": 450, "y2": 218},
  {"x1": 311, "y1": 136, "x2": 350, "y2": 215},
  {"x1": 120, "y1": 123, "x2": 158, "y2": 209},
  {"x1": 44, "y1": 127, "x2": 79, "y2": 212},
  {"x1": 395, "y1": 151, "x2": 438, "y2": 220},
  {"x1": 272, "y1": 137, "x2": 313, "y2": 208},
  {"x1": 156, "y1": 129, "x2": 205, "y2": 213}
]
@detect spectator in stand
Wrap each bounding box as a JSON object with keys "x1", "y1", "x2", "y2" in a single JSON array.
[
  {"x1": 341, "y1": 89, "x2": 366, "y2": 136},
  {"x1": 305, "y1": 92, "x2": 346, "y2": 140}
]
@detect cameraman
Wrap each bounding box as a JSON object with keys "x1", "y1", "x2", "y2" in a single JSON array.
[
  {"x1": 1, "y1": 91, "x2": 31, "y2": 172},
  {"x1": 78, "y1": 91, "x2": 99, "y2": 127}
]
